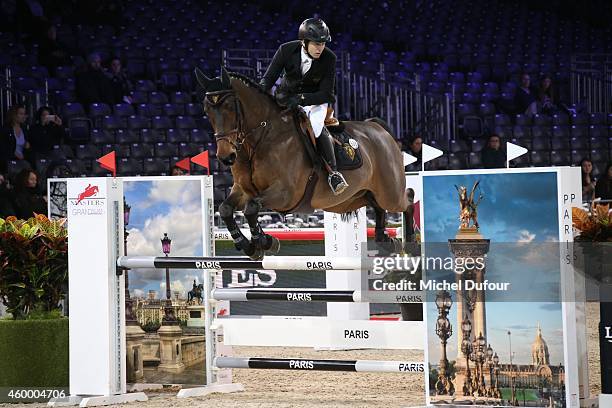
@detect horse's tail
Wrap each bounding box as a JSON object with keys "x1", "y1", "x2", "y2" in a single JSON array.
[
  {"x1": 340, "y1": 210, "x2": 359, "y2": 222},
  {"x1": 365, "y1": 117, "x2": 395, "y2": 138}
]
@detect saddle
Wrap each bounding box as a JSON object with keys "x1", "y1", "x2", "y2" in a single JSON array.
[
  {"x1": 295, "y1": 106, "x2": 363, "y2": 171},
  {"x1": 281, "y1": 107, "x2": 363, "y2": 214}
]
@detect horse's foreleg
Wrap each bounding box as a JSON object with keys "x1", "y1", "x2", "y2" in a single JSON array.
[
  {"x1": 219, "y1": 193, "x2": 255, "y2": 257},
  {"x1": 244, "y1": 197, "x2": 280, "y2": 258}
]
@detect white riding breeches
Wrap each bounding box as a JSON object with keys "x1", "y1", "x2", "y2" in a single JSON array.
[{"x1": 302, "y1": 103, "x2": 328, "y2": 138}]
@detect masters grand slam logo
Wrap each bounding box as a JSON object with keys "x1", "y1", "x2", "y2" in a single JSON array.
[{"x1": 69, "y1": 183, "x2": 106, "y2": 216}]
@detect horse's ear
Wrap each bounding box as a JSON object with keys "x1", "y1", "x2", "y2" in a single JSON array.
[
  {"x1": 194, "y1": 67, "x2": 212, "y2": 90},
  {"x1": 220, "y1": 66, "x2": 231, "y2": 89}
]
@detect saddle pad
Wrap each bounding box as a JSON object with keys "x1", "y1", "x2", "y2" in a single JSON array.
[{"x1": 332, "y1": 128, "x2": 363, "y2": 171}]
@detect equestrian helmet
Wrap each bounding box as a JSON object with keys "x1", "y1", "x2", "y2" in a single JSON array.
[{"x1": 298, "y1": 18, "x2": 331, "y2": 43}]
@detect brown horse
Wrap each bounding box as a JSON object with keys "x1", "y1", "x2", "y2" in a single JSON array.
[{"x1": 196, "y1": 67, "x2": 414, "y2": 260}]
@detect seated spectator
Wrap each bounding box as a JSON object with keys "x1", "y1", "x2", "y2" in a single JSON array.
[
  {"x1": 404, "y1": 135, "x2": 422, "y2": 171},
  {"x1": 0, "y1": 105, "x2": 32, "y2": 172},
  {"x1": 0, "y1": 174, "x2": 15, "y2": 218},
  {"x1": 171, "y1": 165, "x2": 186, "y2": 176},
  {"x1": 76, "y1": 52, "x2": 113, "y2": 107},
  {"x1": 11, "y1": 169, "x2": 47, "y2": 219},
  {"x1": 38, "y1": 24, "x2": 71, "y2": 75},
  {"x1": 107, "y1": 57, "x2": 133, "y2": 104},
  {"x1": 537, "y1": 75, "x2": 556, "y2": 115},
  {"x1": 514, "y1": 72, "x2": 537, "y2": 116},
  {"x1": 29, "y1": 106, "x2": 65, "y2": 157},
  {"x1": 580, "y1": 158, "x2": 596, "y2": 201},
  {"x1": 594, "y1": 162, "x2": 612, "y2": 202},
  {"x1": 481, "y1": 134, "x2": 505, "y2": 168}
]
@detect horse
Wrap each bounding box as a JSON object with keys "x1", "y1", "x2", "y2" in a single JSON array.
[
  {"x1": 76, "y1": 184, "x2": 99, "y2": 204},
  {"x1": 195, "y1": 67, "x2": 415, "y2": 260},
  {"x1": 188, "y1": 282, "x2": 204, "y2": 305}
]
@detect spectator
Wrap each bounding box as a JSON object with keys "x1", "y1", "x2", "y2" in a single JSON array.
[
  {"x1": 594, "y1": 162, "x2": 612, "y2": 202},
  {"x1": 405, "y1": 135, "x2": 422, "y2": 171},
  {"x1": 514, "y1": 72, "x2": 537, "y2": 116},
  {"x1": 581, "y1": 158, "x2": 596, "y2": 201},
  {"x1": 406, "y1": 136, "x2": 423, "y2": 170},
  {"x1": 171, "y1": 165, "x2": 185, "y2": 176},
  {"x1": 0, "y1": 105, "x2": 32, "y2": 172},
  {"x1": 481, "y1": 134, "x2": 506, "y2": 168},
  {"x1": 106, "y1": 57, "x2": 133, "y2": 104},
  {"x1": 12, "y1": 169, "x2": 47, "y2": 219},
  {"x1": 38, "y1": 24, "x2": 71, "y2": 75},
  {"x1": 29, "y1": 106, "x2": 65, "y2": 157},
  {"x1": 537, "y1": 75, "x2": 556, "y2": 115},
  {"x1": 0, "y1": 174, "x2": 15, "y2": 218},
  {"x1": 76, "y1": 52, "x2": 113, "y2": 107}
]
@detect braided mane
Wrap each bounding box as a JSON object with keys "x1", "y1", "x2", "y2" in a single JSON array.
[{"x1": 227, "y1": 71, "x2": 278, "y2": 105}]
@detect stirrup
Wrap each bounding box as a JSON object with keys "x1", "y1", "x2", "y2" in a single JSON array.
[{"x1": 328, "y1": 171, "x2": 349, "y2": 195}]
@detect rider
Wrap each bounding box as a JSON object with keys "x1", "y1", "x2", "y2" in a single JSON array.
[{"x1": 260, "y1": 17, "x2": 349, "y2": 195}]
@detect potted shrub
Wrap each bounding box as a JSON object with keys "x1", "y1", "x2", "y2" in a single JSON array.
[
  {"x1": 573, "y1": 203, "x2": 612, "y2": 396},
  {"x1": 0, "y1": 214, "x2": 69, "y2": 387}
]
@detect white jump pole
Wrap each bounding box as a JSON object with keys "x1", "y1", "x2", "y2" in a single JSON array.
[
  {"x1": 215, "y1": 357, "x2": 425, "y2": 373},
  {"x1": 117, "y1": 255, "x2": 363, "y2": 270},
  {"x1": 49, "y1": 177, "x2": 147, "y2": 407}
]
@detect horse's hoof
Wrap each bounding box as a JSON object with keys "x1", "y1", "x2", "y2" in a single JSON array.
[
  {"x1": 391, "y1": 237, "x2": 403, "y2": 254},
  {"x1": 265, "y1": 236, "x2": 281, "y2": 254},
  {"x1": 374, "y1": 235, "x2": 403, "y2": 256},
  {"x1": 248, "y1": 246, "x2": 264, "y2": 261}
]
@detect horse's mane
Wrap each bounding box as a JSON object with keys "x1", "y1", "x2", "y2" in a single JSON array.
[{"x1": 228, "y1": 71, "x2": 279, "y2": 106}]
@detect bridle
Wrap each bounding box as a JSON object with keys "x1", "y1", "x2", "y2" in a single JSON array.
[{"x1": 204, "y1": 90, "x2": 267, "y2": 153}]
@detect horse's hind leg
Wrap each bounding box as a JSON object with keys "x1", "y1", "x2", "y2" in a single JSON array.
[
  {"x1": 403, "y1": 188, "x2": 416, "y2": 249},
  {"x1": 244, "y1": 197, "x2": 280, "y2": 259},
  {"x1": 366, "y1": 192, "x2": 402, "y2": 254},
  {"x1": 400, "y1": 187, "x2": 423, "y2": 321},
  {"x1": 219, "y1": 192, "x2": 255, "y2": 258}
]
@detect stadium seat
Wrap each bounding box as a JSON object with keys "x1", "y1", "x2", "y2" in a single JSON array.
[
  {"x1": 152, "y1": 115, "x2": 173, "y2": 129},
  {"x1": 116, "y1": 129, "x2": 140, "y2": 144},
  {"x1": 167, "y1": 129, "x2": 190, "y2": 143},
  {"x1": 155, "y1": 142, "x2": 178, "y2": 158},
  {"x1": 118, "y1": 158, "x2": 144, "y2": 176},
  {"x1": 143, "y1": 158, "x2": 169, "y2": 175}
]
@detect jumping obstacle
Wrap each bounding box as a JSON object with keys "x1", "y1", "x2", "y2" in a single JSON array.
[
  {"x1": 57, "y1": 176, "x2": 424, "y2": 405},
  {"x1": 215, "y1": 357, "x2": 425, "y2": 373}
]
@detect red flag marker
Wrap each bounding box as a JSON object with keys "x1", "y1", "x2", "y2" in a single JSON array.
[
  {"x1": 175, "y1": 157, "x2": 191, "y2": 173},
  {"x1": 191, "y1": 150, "x2": 210, "y2": 174},
  {"x1": 96, "y1": 151, "x2": 116, "y2": 177}
]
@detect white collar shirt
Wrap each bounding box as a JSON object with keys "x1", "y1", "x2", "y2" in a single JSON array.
[{"x1": 300, "y1": 47, "x2": 313, "y2": 76}]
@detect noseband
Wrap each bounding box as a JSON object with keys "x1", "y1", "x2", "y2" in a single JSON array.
[{"x1": 205, "y1": 90, "x2": 267, "y2": 152}]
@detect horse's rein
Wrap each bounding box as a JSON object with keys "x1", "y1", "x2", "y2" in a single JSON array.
[{"x1": 205, "y1": 90, "x2": 268, "y2": 154}]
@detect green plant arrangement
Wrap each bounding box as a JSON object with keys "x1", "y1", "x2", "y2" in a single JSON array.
[
  {"x1": 0, "y1": 214, "x2": 69, "y2": 387},
  {"x1": 0, "y1": 214, "x2": 68, "y2": 320}
]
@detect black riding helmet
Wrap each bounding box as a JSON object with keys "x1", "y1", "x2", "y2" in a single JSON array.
[{"x1": 298, "y1": 18, "x2": 331, "y2": 43}]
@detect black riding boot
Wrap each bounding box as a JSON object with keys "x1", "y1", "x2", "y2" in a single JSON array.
[{"x1": 317, "y1": 128, "x2": 349, "y2": 195}]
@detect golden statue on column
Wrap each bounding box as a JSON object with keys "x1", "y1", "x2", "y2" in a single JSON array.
[{"x1": 455, "y1": 180, "x2": 484, "y2": 231}]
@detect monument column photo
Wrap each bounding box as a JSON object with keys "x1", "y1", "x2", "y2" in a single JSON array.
[{"x1": 447, "y1": 181, "x2": 491, "y2": 400}]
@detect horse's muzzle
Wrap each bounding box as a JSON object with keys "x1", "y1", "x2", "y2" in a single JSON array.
[{"x1": 220, "y1": 152, "x2": 237, "y2": 166}]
